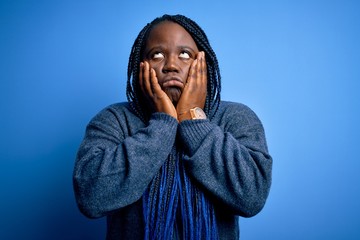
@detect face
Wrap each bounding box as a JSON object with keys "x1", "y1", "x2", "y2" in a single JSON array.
[{"x1": 143, "y1": 21, "x2": 199, "y2": 104}]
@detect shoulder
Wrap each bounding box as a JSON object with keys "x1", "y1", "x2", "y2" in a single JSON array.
[
  {"x1": 214, "y1": 101, "x2": 263, "y2": 128},
  {"x1": 219, "y1": 101, "x2": 259, "y2": 119},
  {"x1": 103, "y1": 102, "x2": 131, "y2": 114},
  {"x1": 219, "y1": 101, "x2": 252, "y2": 112},
  {"x1": 89, "y1": 102, "x2": 142, "y2": 126},
  {"x1": 86, "y1": 102, "x2": 144, "y2": 137},
  {"x1": 92, "y1": 102, "x2": 134, "y2": 119}
]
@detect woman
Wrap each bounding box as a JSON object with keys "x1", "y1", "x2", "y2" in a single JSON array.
[{"x1": 73, "y1": 14, "x2": 272, "y2": 240}]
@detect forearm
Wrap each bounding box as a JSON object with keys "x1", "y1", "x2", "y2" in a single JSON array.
[
  {"x1": 73, "y1": 112, "x2": 178, "y2": 218},
  {"x1": 178, "y1": 120, "x2": 272, "y2": 217}
]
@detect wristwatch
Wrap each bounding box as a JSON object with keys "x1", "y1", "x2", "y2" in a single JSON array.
[
  {"x1": 179, "y1": 107, "x2": 207, "y2": 120},
  {"x1": 190, "y1": 107, "x2": 207, "y2": 119}
]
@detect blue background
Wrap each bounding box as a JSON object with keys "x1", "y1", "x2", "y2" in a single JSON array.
[{"x1": 1, "y1": 0, "x2": 359, "y2": 239}]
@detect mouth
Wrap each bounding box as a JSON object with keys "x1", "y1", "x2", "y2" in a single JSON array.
[{"x1": 161, "y1": 77, "x2": 184, "y2": 89}]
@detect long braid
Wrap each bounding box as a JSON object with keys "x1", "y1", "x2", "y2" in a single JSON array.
[
  {"x1": 164, "y1": 14, "x2": 221, "y2": 119},
  {"x1": 126, "y1": 14, "x2": 221, "y2": 121},
  {"x1": 126, "y1": 23, "x2": 152, "y2": 122},
  {"x1": 128, "y1": 14, "x2": 220, "y2": 240}
]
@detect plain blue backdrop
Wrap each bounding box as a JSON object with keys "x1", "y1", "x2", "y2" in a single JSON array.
[{"x1": 1, "y1": 0, "x2": 359, "y2": 239}]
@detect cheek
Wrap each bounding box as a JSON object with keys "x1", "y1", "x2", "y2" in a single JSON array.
[
  {"x1": 148, "y1": 62, "x2": 162, "y2": 74},
  {"x1": 153, "y1": 66, "x2": 163, "y2": 78},
  {"x1": 182, "y1": 62, "x2": 192, "y2": 75}
]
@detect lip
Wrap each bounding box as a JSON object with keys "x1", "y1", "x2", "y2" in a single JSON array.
[{"x1": 161, "y1": 77, "x2": 184, "y2": 88}]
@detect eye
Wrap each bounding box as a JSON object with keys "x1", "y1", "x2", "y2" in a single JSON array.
[
  {"x1": 152, "y1": 52, "x2": 164, "y2": 60},
  {"x1": 179, "y1": 51, "x2": 190, "y2": 59}
]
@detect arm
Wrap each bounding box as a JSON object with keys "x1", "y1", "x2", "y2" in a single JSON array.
[
  {"x1": 178, "y1": 103, "x2": 272, "y2": 217},
  {"x1": 73, "y1": 106, "x2": 178, "y2": 218}
]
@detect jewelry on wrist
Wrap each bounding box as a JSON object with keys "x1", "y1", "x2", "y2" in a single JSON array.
[{"x1": 179, "y1": 107, "x2": 206, "y2": 120}]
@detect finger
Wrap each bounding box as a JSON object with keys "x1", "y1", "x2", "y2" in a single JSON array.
[
  {"x1": 143, "y1": 61, "x2": 152, "y2": 97},
  {"x1": 195, "y1": 52, "x2": 207, "y2": 98},
  {"x1": 187, "y1": 59, "x2": 198, "y2": 86},
  {"x1": 200, "y1": 52, "x2": 205, "y2": 74},
  {"x1": 197, "y1": 52, "x2": 202, "y2": 78},
  {"x1": 194, "y1": 52, "x2": 203, "y2": 85},
  {"x1": 201, "y1": 52, "x2": 207, "y2": 84},
  {"x1": 150, "y1": 68, "x2": 162, "y2": 94}
]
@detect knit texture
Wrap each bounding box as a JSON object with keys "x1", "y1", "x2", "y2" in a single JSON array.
[
  {"x1": 73, "y1": 101, "x2": 272, "y2": 240},
  {"x1": 142, "y1": 146, "x2": 218, "y2": 240}
]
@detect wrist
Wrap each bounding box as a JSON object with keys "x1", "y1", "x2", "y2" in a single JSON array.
[{"x1": 178, "y1": 107, "x2": 207, "y2": 122}]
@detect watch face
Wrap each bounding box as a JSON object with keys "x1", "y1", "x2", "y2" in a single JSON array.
[{"x1": 194, "y1": 107, "x2": 206, "y2": 119}]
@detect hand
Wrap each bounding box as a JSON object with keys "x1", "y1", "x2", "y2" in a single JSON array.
[
  {"x1": 139, "y1": 61, "x2": 178, "y2": 120},
  {"x1": 177, "y1": 51, "x2": 207, "y2": 121}
]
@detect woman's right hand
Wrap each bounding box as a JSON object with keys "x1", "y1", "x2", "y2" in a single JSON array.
[{"x1": 139, "y1": 61, "x2": 178, "y2": 120}]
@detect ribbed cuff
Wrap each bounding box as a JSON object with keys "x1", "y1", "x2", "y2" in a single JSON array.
[
  {"x1": 178, "y1": 119, "x2": 213, "y2": 155},
  {"x1": 149, "y1": 112, "x2": 178, "y2": 139},
  {"x1": 150, "y1": 112, "x2": 178, "y2": 124}
]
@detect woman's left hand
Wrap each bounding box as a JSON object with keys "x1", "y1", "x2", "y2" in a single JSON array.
[{"x1": 176, "y1": 51, "x2": 207, "y2": 121}]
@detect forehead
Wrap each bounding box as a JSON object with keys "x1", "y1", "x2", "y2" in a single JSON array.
[{"x1": 145, "y1": 21, "x2": 198, "y2": 49}]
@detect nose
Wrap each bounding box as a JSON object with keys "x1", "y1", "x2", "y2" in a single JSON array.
[{"x1": 162, "y1": 55, "x2": 179, "y2": 73}]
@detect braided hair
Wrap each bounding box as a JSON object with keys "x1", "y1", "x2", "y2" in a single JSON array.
[
  {"x1": 126, "y1": 14, "x2": 221, "y2": 122},
  {"x1": 126, "y1": 14, "x2": 221, "y2": 240}
]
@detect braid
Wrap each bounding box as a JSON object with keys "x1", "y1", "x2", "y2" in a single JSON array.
[
  {"x1": 169, "y1": 15, "x2": 221, "y2": 119},
  {"x1": 126, "y1": 23, "x2": 152, "y2": 122},
  {"x1": 129, "y1": 15, "x2": 221, "y2": 239},
  {"x1": 126, "y1": 14, "x2": 221, "y2": 122}
]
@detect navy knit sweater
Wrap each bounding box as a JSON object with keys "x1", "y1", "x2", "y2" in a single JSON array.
[{"x1": 73, "y1": 101, "x2": 272, "y2": 239}]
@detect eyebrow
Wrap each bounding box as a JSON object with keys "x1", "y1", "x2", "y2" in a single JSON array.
[
  {"x1": 145, "y1": 45, "x2": 197, "y2": 55},
  {"x1": 178, "y1": 45, "x2": 197, "y2": 52}
]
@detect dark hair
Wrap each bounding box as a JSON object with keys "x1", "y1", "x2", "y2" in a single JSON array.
[{"x1": 126, "y1": 14, "x2": 221, "y2": 122}]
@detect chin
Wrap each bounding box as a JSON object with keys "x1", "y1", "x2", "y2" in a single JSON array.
[{"x1": 164, "y1": 88, "x2": 181, "y2": 105}]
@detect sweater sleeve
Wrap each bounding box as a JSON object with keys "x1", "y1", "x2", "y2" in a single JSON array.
[
  {"x1": 73, "y1": 106, "x2": 178, "y2": 218},
  {"x1": 177, "y1": 103, "x2": 272, "y2": 217}
]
